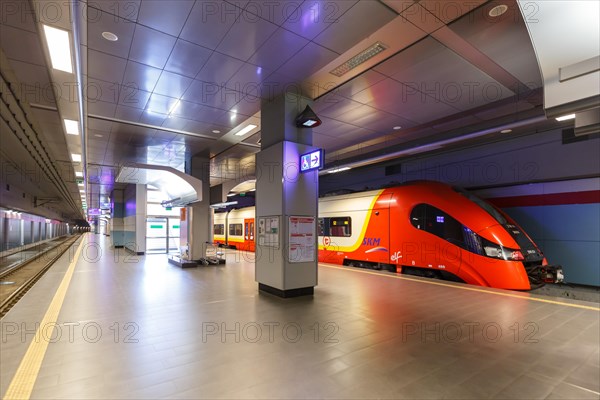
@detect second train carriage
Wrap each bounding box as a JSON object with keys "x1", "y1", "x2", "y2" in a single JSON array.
[{"x1": 213, "y1": 181, "x2": 563, "y2": 290}]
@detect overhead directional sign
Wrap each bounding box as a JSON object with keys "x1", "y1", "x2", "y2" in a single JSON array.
[{"x1": 300, "y1": 149, "x2": 323, "y2": 173}]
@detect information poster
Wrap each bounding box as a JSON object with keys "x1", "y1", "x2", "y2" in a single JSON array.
[
  {"x1": 257, "y1": 216, "x2": 280, "y2": 248},
  {"x1": 288, "y1": 216, "x2": 316, "y2": 263}
]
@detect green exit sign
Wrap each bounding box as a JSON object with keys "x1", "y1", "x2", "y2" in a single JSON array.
[
  {"x1": 166, "y1": 206, "x2": 172, "y2": 211},
  {"x1": 150, "y1": 225, "x2": 163, "y2": 229}
]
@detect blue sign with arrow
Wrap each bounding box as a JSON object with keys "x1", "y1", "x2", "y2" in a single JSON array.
[{"x1": 300, "y1": 149, "x2": 323, "y2": 173}]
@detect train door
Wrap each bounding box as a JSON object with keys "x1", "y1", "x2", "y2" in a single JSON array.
[{"x1": 244, "y1": 218, "x2": 254, "y2": 250}]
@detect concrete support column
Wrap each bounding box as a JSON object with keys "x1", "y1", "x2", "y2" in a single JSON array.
[
  {"x1": 186, "y1": 154, "x2": 212, "y2": 260},
  {"x1": 255, "y1": 93, "x2": 319, "y2": 297}
]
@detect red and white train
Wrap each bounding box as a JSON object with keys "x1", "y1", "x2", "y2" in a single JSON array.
[{"x1": 213, "y1": 181, "x2": 563, "y2": 290}]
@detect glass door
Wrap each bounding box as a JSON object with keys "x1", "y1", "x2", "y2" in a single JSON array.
[
  {"x1": 168, "y1": 218, "x2": 180, "y2": 254},
  {"x1": 146, "y1": 217, "x2": 168, "y2": 254}
]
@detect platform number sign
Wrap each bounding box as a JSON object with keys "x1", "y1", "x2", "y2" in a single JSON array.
[{"x1": 300, "y1": 149, "x2": 323, "y2": 173}]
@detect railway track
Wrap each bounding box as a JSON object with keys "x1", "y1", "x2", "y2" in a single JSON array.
[{"x1": 0, "y1": 234, "x2": 81, "y2": 318}]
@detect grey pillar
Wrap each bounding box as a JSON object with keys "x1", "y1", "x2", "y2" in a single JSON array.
[
  {"x1": 255, "y1": 93, "x2": 319, "y2": 297},
  {"x1": 186, "y1": 154, "x2": 212, "y2": 260}
]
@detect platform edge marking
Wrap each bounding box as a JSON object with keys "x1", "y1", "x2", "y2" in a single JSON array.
[{"x1": 3, "y1": 235, "x2": 86, "y2": 400}]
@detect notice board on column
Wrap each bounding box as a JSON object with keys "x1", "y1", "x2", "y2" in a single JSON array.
[
  {"x1": 288, "y1": 216, "x2": 316, "y2": 263},
  {"x1": 257, "y1": 216, "x2": 280, "y2": 248}
]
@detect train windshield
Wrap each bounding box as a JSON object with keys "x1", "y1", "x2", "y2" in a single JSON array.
[
  {"x1": 453, "y1": 187, "x2": 541, "y2": 259},
  {"x1": 452, "y1": 187, "x2": 507, "y2": 225}
]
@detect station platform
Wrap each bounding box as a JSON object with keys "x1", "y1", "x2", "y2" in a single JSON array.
[{"x1": 1, "y1": 233, "x2": 599, "y2": 399}]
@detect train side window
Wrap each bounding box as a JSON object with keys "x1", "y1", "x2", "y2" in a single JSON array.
[
  {"x1": 329, "y1": 217, "x2": 351, "y2": 237},
  {"x1": 318, "y1": 218, "x2": 329, "y2": 236},
  {"x1": 410, "y1": 204, "x2": 465, "y2": 247},
  {"x1": 229, "y1": 223, "x2": 243, "y2": 236},
  {"x1": 214, "y1": 224, "x2": 224, "y2": 235}
]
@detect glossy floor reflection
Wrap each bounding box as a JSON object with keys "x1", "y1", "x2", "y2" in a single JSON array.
[{"x1": 1, "y1": 234, "x2": 599, "y2": 399}]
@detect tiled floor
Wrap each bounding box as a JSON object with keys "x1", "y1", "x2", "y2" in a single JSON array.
[{"x1": 1, "y1": 233, "x2": 599, "y2": 399}]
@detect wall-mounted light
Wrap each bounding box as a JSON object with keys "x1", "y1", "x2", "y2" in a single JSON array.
[
  {"x1": 556, "y1": 114, "x2": 576, "y2": 121},
  {"x1": 295, "y1": 105, "x2": 322, "y2": 128},
  {"x1": 327, "y1": 167, "x2": 351, "y2": 174}
]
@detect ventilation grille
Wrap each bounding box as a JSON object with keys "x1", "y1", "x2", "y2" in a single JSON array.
[{"x1": 329, "y1": 42, "x2": 388, "y2": 77}]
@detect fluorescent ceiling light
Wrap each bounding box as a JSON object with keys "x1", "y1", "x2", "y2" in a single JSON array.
[
  {"x1": 75, "y1": 171, "x2": 83, "y2": 177},
  {"x1": 227, "y1": 193, "x2": 236, "y2": 197},
  {"x1": 330, "y1": 42, "x2": 387, "y2": 77},
  {"x1": 328, "y1": 167, "x2": 351, "y2": 174},
  {"x1": 64, "y1": 119, "x2": 79, "y2": 135},
  {"x1": 71, "y1": 153, "x2": 82, "y2": 162},
  {"x1": 43, "y1": 25, "x2": 73, "y2": 73},
  {"x1": 78, "y1": 182, "x2": 84, "y2": 186},
  {"x1": 210, "y1": 201, "x2": 238, "y2": 209},
  {"x1": 235, "y1": 124, "x2": 257, "y2": 136},
  {"x1": 555, "y1": 114, "x2": 576, "y2": 121}
]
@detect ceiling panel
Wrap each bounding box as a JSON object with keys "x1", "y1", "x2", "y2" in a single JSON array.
[
  {"x1": 0, "y1": 0, "x2": 38, "y2": 32},
  {"x1": 128, "y1": 25, "x2": 177, "y2": 69},
  {"x1": 276, "y1": 42, "x2": 338, "y2": 80},
  {"x1": 330, "y1": 70, "x2": 388, "y2": 100},
  {"x1": 400, "y1": 3, "x2": 445, "y2": 34},
  {"x1": 87, "y1": 49, "x2": 127, "y2": 83},
  {"x1": 87, "y1": 79, "x2": 120, "y2": 104},
  {"x1": 217, "y1": 16, "x2": 278, "y2": 61},
  {"x1": 247, "y1": 28, "x2": 308, "y2": 71},
  {"x1": 373, "y1": 37, "x2": 513, "y2": 111},
  {"x1": 352, "y1": 77, "x2": 457, "y2": 123},
  {"x1": 417, "y1": 0, "x2": 487, "y2": 24},
  {"x1": 241, "y1": 1, "x2": 301, "y2": 26},
  {"x1": 114, "y1": 105, "x2": 144, "y2": 121},
  {"x1": 87, "y1": 100, "x2": 117, "y2": 118},
  {"x1": 226, "y1": 63, "x2": 269, "y2": 93},
  {"x1": 0, "y1": 25, "x2": 46, "y2": 66},
  {"x1": 164, "y1": 39, "x2": 212, "y2": 78},
  {"x1": 448, "y1": 2, "x2": 543, "y2": 87},
  {"x1": 87, "y1": 11, "x2": 136, "y2": 59},
  {"x1": 153, "y1": 71, "x2": 193, "y2": 98},
  {"x1": 136, "y1": 0, "x2": 194, "y2": 36},
  {"x1": 8, "y1": 61, "x2": 55, "y2": 106},
  {"x1": 313, "y1": 1, "x2": 397, "y2": 54},
  {"x1": 179, "y1": 1, "x2": 240, "y2": 49},
  {"x1": 121, "y1": 61, "x2": 162, "y2": 93},
  {"x1": 196, "y1": 52, "x2": 245, "y2": 87},
  {"x1": 281, "y1": 0, "x2": 359, "y2": 40},
  {"x1": 87, "y1": 1, "x2": 141, "y2": 22},
  {"x1": 117, "y1": 86, "x2": 151, "y2": 110}
]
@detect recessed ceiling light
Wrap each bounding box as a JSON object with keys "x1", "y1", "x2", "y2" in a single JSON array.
[
  {"x1": 393, "y1": 126, "x2": 402, "y2": 130},
  {"x1": 64, "y1": 119, "x2": 79, "y2": 135},
  {"x1": 75, "y1": 171, "x2": 83, "y2": 177},
  {"x1": 71, "y1": 153, "x2": 82, "y2": 162},
  {"x1": 500, "y1": 129, "x2": 512, "y2": 134},
  {"x1": 488, "y1": 5, "x2": 508, "y2": 17},
  {"x1": 43, "y1": 25, "x2": 73, "y2": 73},
  {"x1": 78, "y1": 182, "x2": 84, "y2": 186},
  {"x1": 102, "y1": 31, "x2": 118, "y2": 41},
  {"x1": 212, "y1": 130, "x2": 221, "y2": 134},
  {"x1": 235, "y1": 124, "x2": 257, "y2": 136},
  {"x1": 555, "y1": 114, "x2": 576, "y2": 121}
]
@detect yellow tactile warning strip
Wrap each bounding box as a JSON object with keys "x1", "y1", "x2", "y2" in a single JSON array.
[
  {"x1": 320, "y1": 263, "x2": 600, "y2": 312},
  {"x1": 3, "y1": 235, "x2": 86, "y2": 400}
]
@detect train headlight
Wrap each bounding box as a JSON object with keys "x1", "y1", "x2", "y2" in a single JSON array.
[{"x1": 482, "y1": 238, "x2": 524, "y2": 261}]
